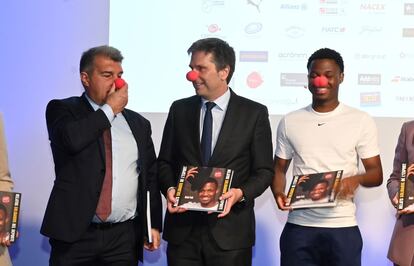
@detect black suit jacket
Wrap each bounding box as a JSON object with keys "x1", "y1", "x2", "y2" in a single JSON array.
[
  {"x1": 41, "y1": 94, "x2": 162, "y2": 259},
  {"x1": 158, "y1": 89, "x2": 274, "y2": 250}
]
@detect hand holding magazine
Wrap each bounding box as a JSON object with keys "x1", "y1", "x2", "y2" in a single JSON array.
[
  {"x1": 0, "y1": 191, "x2": 21, "y2": 243},
  {"x1": 398, "y1": 163, "x2": 414, "y2": 210}
]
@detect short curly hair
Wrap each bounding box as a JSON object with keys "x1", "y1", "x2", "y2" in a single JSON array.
[{"x1": 307, "y1": 48, "x2": 344, "y2": 73}]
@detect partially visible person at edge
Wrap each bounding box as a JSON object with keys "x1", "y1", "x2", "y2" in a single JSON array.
[
  {"x1": 0, "y1": 113, "x2": 15, "y2": 266},
  {"x1": 272, "y1": 48, "x2": 383, "y2": 266},
  {"x1": 158, "y1": 37, "x2": 274, "y2": 266},
  {"x1": 387, "y1": 121, "x2": 414, "y2": 266},
  {"x1": 40, "y1": 45, "x2": 162, "y2": 266}
]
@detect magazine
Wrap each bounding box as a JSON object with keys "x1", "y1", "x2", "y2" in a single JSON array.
[
  {"x1": 0, "y1": 191, "x2": 21, "y2": 242},
  {"x1": 145, "y1": 191, "x2": 152, "y2": 243},
  {"x1": 285, "y1": 170, "x2": 343, "y2": 209},
  {"x1": 398, "y1": 163, "x2": 414, "y2": 210},
  {"x1": 174, "y1": 166, "x2": 234, "y2": 212}
]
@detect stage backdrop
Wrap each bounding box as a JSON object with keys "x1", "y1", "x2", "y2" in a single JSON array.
[{"x1": 1, "y1": 0, "x2": 411, "y2": 265}]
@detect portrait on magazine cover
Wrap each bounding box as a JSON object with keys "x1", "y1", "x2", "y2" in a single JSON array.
[{"x1": 176, "y1": 166, "x2": 232, "y2": 212}]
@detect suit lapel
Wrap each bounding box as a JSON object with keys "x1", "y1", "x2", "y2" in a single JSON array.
[
  {"x1": 185, "y1": 96, "x2": 203, "y2": 164},
  {"x1": 80, "y1": 93, "x2": 95, "y2": 113},
  {"x1": 80, "y1": 93, "x2": 106, "y2": 161},
  {"x1": 122, "y1": 110, "x2": 144, "y2": 164},
  {"x1": 122, "y1": 110, "x2": 146, "y2": 203},
  {"x1": 209, "y1": 90, "x2": 239, "y2": 166}
]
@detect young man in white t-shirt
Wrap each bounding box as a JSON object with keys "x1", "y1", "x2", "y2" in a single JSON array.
[{"x1": 271, "y1": 48, "x2": 383, "y2": 266}]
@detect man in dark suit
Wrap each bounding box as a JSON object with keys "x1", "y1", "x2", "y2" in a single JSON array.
[
  {"x1": 41, "y1": 45, "x2": 162, "y2": 266},
  {"x1": 158, "y1": 38, "x2": 274, "y2": 266}
]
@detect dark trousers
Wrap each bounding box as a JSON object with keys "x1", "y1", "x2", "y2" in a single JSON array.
[
  {"x1": 49, "y1": 219, "x2": 139, "y2": 266},
  {"x1": 280, "y1": 223, "x2": 362, "y2": 266},
  {"x1": 167, "y1": 214, "x2": 252, "y2": 266}
]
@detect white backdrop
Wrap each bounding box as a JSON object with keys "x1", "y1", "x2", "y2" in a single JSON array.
[{"x1": 110, "y1": 0, "x2": 414, "y2": 118}]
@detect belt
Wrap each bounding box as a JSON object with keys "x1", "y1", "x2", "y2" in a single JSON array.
[{"x1": 90, "y1": 218, "x2": 134, "y2": 230}]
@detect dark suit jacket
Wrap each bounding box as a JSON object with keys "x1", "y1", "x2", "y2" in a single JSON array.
[
  {"x1": 387, "y1": 120, "x2": 414, "y2": 266},
  {"x1": 158, "y1": 89, "x2": 274, "y2": 250},
  {"x1": 40, "y1": 93, "x2": 162, "y2": 260}
]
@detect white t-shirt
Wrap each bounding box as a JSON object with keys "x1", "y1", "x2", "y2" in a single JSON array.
[{"x1": 275, "y1": 103, "x2": 380, "y2": 227}]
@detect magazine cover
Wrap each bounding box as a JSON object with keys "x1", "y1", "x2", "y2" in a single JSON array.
[
  {"x1": 0, "y1": 191, "x2": 21, "y2": 242},
  {"x1": 285, "y1": 170, "x2": 343, "y2": 209},
  {"x1": 174, "y1": 166, "x2": 234, "y2": 212},
  {"x1": 398, "y1": 163, "x2": 414, "y2": 210}
]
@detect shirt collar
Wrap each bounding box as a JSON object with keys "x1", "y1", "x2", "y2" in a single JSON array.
[
  {"x1": 84, "y1": 93, "x2": 101, "y2": 111},
  {"x1": 201, "y1": 88, "x2": 231, "y2": 112}
]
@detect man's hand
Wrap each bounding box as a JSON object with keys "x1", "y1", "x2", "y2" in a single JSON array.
[
  {"x1": 337, "y1": 176, "x2": 359, "y2": 200},
  {"x1": 392, "y1": 192, "x2": 399, "y2": 207},
  {"x1": 398, "y1": 203, "x2": 414, "y2": 216},
  {"x1": 144, "y1": 229, "x2": 161, "y2": 251},
  {"x1": 0, "y1": 236, "x2": 10, "y2": 247},
  {"x1": 0, "y1": 231, "x2": 18, "y2": 247},
  {"x1": 217, "y1": 188, "x2": 243, "y2": 218},
  {"x1": 274, "y1": 192, "x2": 292, "y2": 211},
  {"x1": 166, "y1": 187, "x2": 187, "y2": 214},
  {"x1": 395, "y1": 191, "x2": 414, "y2": 216},
  {"x1": 106, "y1": 82, "x2": 128, "y2": 114}
]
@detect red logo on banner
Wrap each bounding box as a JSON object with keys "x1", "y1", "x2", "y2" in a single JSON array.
[{"x1": 247, "y1": 71, "x2": 263, "y2": 88}]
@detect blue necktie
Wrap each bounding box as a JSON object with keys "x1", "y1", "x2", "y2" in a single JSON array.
[{"x1": 201, "y1": 102, "x2": 216, "y2": 166}]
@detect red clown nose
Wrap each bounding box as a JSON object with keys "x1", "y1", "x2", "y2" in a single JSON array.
[
  {"x1": 114, "y1": 78, "x2": 126, "y2": 89},
  {"x1": 313, "y1": 76, "x2": 328, "y2": 88},
  {"x1": 186, "y1": 70, "x2": 199, "y2": 82}
]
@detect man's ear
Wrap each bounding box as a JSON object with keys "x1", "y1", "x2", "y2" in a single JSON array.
[
  {"x1": 219, "y1": 66, "x2": 230, "y2": 82},
  {"x1": 80, "y1": 72, "x2": 90, "y2": 88},
  {"x1": 339, "y1": 72, "x2": 344, "y2": 84}
]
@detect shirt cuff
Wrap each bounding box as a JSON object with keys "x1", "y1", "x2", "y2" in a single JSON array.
[{"x1": 100, "y1": 104, "x2": 115, "y2": 122}]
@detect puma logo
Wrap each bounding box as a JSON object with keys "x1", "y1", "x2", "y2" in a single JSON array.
[{"x1": 318, "y1": 123, "x2": 325, "y2": 126}]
